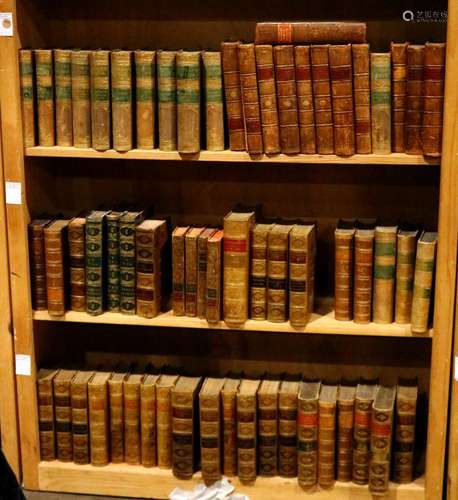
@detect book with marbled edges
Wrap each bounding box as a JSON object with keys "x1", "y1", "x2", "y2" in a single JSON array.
[
  {"x1": 395, "y1": 229, "x2": 418, "y2": 324},
  {"x1": 111, "y1": 50, "x2": 133, "y2": 151},
  {"x1": 206, "y1": 229, "x2": 224, "y2": 324},
  {"x1": 295, "y1": 46, "x2": 316, "y2": 153},
  {"x1": 258, "y1": 378, "x2": 281, "y2": 477},
  {"x1": 158, "y1": 51, "x2": 177, "y2": 151},
  {"x1": 68, "y1": 216, "x2": 86, "y2": 312},
  {"x1": 278, "y1": 378, "x2": 300, "y2": 477},
  {"x1": 406, "y1": 45, "x2": 424, "y2": 154},
  {"x1": 106, "y1": 210, "x2": 124, "y2": 312},
  {"x1": 352, "y1": 44, "x2": 371, "y2": 153},
  {"x1": 90, "y1": 50, "x2": 111, "y2": 151},
  {"x1": 185, "y1": 227, "x2": 205, "y2": 317},
  {"x1": 54, "y1": 49, "x2": 73, "y2": 146},
  {"x1": 37, "y1": 368, "x2": 59, "y2": 461},
  {"x1": 391, "y1": 43, "x2": 408, "y2": 153},
  {"x1": 135, "y1": 50, "x2": 156, "y2": 150},
  {"x1": 318, "y1": 384, "x2": 338, "y2": 489},
  {"x1": 172, "y1": 226, "x2": 189, "y2": 316},
  {"x1": 29, "y1": 218, "x2": 53, "y2": 310},
  {"x1": 221, "y1": 376, "x2": 240, "y2": 476},
  {"x1": 334, "y1": 220, "x2": 355, "y2": 321},
  {"x1": 141, "y1": 373, "x2": 160, "y2": 467},
  {"x1": 19, "y1": 49, "x2": 36, "y2": 147},
  {"x1": 337, "y1": 384, "x2": 356, "y2": 482},
  {"x1": 54, "y1": 369, "x2": 76, "y2": 462},
  {"x1": 71, "y1": 50, "x2": 91, "y2": 148},
  {"x1": 157, "y1": 374, "x2": 179, "y2": 468},
  {"x1": 88, "y1": 371, "x2": 111, "y2": 466},
  {"x1": 71, "y1": 370, "x2": 94, "y2": 464},
  {"x1": 35, "y1": 49, "x2": 55, "y2": 146},
  {"x1": 202, "y1": 51, "x2": 225, "y2": 151},
  {"x1": 197, "y1": 228, "x2": 217, "y2": 318},
  {"x1": 250, "y1": 223, "x2": 273, "y2": 320},
  {"x1": 371, "y1": 53, "x2": 391, "y2": 154},
  {"x1": 108, "y1": 366, "x2": 129, "y2": 463}
]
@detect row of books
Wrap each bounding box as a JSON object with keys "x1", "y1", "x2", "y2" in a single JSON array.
[{"x1": 38, "y1": 366, "x2": 419, "y2": 496}]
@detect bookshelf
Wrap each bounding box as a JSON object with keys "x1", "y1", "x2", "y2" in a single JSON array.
[{"x1": 0, "y1": 1, "x2": 456, "y2": 499}]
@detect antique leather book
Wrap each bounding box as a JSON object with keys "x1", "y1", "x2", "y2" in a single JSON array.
[
  {"x1": 177, "y1": 51, "x2": 201, "y2": 153},
  {"x1": 71, "y1": 370, "x2": 94, "y2": 464},
  {"x1": 29, "y1": 218, "x2": 53, "y2": 310},
  {"x1": 111, "y1": 50, "x2": 133, "y2": 151},
  {"x1": 68, "y1": 216, "x2": 86, "y2": 312},
  {"x1": 223, "y1": 210, "x2": 255, "y2": 327},
  {"x1": 88, "y1": 371, "x2": 111, "y2": 466},
  {"x1": 278, "y1": 377, "x2": 300, "y2": 477},
  {"x1": 106, "y1": 210, "x2": 125, "y2": 312},
  {"x1": 411, "y1": 231, "x2": 437, "y2": 333},
  {"x1": 311, "y1": 45, "x2": 334, "y2": 154},
  {"x1": 395, "y1": 229, "x2": 419, "y2": 324},
  {"x1": 373, "y1": 225, "x2": 398, "y2": 324},
  {"x1": 54, "y1": 369, "x2": 76, "y2": 461},
  {"x1": 202, "y1": 51, "x2": 225, "y2": 151},
  {"x1": 337, "y1": 384, "x2": 356, "y2": 482},
  {"x1": 197, "y1": 228, "x2": 217, "y2": 318},
  {"x1": 422, "y1": 42, "x2": 446, "y2": 157},
  {"x1": 352, "y1": 44, "x2": 371, "y2": 154},
  {"x1": 318, "y1": 384, "x2": 338, "y2": 489},
  {"x1": 157, "y1": 373, "x2": 180, "y2": 468},
  {"x1": 206, "y1": 229, "x2": 223, "y2": 323},
  {"x1": 54, "y1": 49, "x2": 73, "y2": 146},
  {"x1": 141, "y1": 373, "x2": 160, "y2": 467},
  {"x1": 239, "y1": 43, "x2": 263, "y2": 154},
  {"x1": 44, "y1": 219, "x2": 69, "y2": 317},
  {"x1": 124, "y1": 372, "x2": 144, "y2": 465},
  {"x1": 135, "y1": 50, "x2": 156, "y2": 150},
  {"x1": 199, "y1": 377, "x2": 226, "y2": 484},
  {"x1": 108, "y1": 366, "x2": 129, "y2": 463},
  {"x1": 37, "y1": 368, "x2": 59, "y2": 460},
  {"x1": 35, "y1": 49, "x2": 55, "y2": 146},
  {"x1": 71, "y1": 50, "x2": 91, "y2": 148},
  {"x1": 371, "y1": 53, "x2": 391, "y2": 154},
  {"x1": 172, "y1": 226, "x2": 190, "y2": 316},
  {"x1": 221, "y1": 376, "x2": 240, "y2": 477},
  {"x1": 221, "y1": 42, "x2": 245, "y2": 151},
  {"x1": 250, "y1": 223, "x2": 273, "y2": 320},
  {"x1": 90, "y1": 50, "x2": 111, "y2": 151},
  {"x1": 405, "y1": 45, "x2": 425, "y2": 154},
  {"x1": 294, "y1": 46, "x2": 316, "y2": 153},
  {"x1": 172, "y1": 376, "x2": 202, "y2": 479},
  {"x1": 391, "y1": 43, "x2": 409, "y2": 152},
  {"x1": 157, "y1": 50, "x2": 177, "y2": 151},
  {"x1": 255, "y1": 45, "x2": 281, "y2": 154},
  {"x1": 329, "y1": 45, "x2": 355, "y2": 156},
  {"x1": 274, "y1": 45, "x2": 300, "y2": 154},
  {"x1": 185, "y1": 227, "x2": 206, "y2": 316},
  {"x1": 258, "y1": 378, "x2": 281, "y2": 477},
  {"x1": 353, "y1": 223, "x2": 375, "y2": 324},
  {"x1": 334, "y1": 220, "x2": 355, "y2": 321},
  {"x1": 255, "y1": 22, "x2": 367, "y2": 45},
  {"x1": 19, "y1": 49, "x2": 36, "y2": 147}
]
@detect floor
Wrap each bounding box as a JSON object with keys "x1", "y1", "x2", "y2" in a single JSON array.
[{"x1": 24, "y1": 492, "x2": 146, "y2": 500}]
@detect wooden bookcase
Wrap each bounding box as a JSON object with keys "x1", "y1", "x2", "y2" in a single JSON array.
[{"x1": 0, "y1": 0, "x2": 457, "y2": 498}]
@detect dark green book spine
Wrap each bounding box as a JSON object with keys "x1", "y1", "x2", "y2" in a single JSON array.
[
  {"x1": 86, "y1": 216, "x2": 106, "y2": 315},
  {"x1": 120, "y1": 217, "x2": 141, "y2": 314},
  {"x1": 107, "y1": 215, "x2": 121, "y2": 312}
]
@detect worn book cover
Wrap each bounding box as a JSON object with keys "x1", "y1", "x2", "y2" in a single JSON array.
[
  {"x1": 185, "y1": 227, "x2": 206, "y2": 316},
  {"x1": 37, "y1": 368, "x2": 59, "y2": 460},
  {"x1": 88, "y1": 371, "x2": 111, "y2": 466},
  {"x1": 29, "y1": 218, "x2": 53, "y2": 310},
  {"x1": 54, "y1": 369, "x2": 77, "y2": 461},
  {"x1": 371, "y1": 53, "x2": 391, "y2": 154},
  {"x1": 157, "y1": 51, "x2": 177, "y2": 151},
  {"x1": 334, "y1": 220, "x2": 355, "y2": 321},
  {"x1": 71, "y1": 370, "x2": 94, "y2": 464},
  {"x1": 124, "y1": 372, "x2": 144, "y2": 465},
  {"x1": 258, "y1": 377, "x2": 281, "y2": 476},
  {"x1": 337, "y1": 384, "x2": 356, "y2": 481},
  {"x1": 405, "y1": 45, "x2": 425, "y2": 154},
  {"x1": 221, "y1": 376, "x2": 240, "y2": 476},
  {"x1": 391, "y1": 42, "x2": 409, "y2": 152},
  {"x1": 19, "y1": 49, "x2": 36, "y2": 147},
  {"x1": 278, "y1": 377, "x2": 300, "y2": 477},
  {"x1": 318, "y1": 384, "x2": 338, "y2": 489},
  {"x1": 111, "y1": 50, "x2": 133, "y2": 151},
  {"x1": 35, "y1": 49, "x2": 55, "y2": 146},
  {"x1": 295, "y1": 46, "x2": 316, "y2": 154},
  {"x1": 90, "y1": 50, "x2": 111, "y2": 151},
  {"x1": 71, "y1": 50, "x2": 91, "y2": 148},
  {"x1": 206, "y1": 229, "x2": 223, "y2": 323},
  {"x1": 352, "y1": 44, "x2": 371, "y2": 153},
  {"x1": 172, "y1": 226, "x2": 189, "y2": 315},
  {"x1": 197, "y1": 228, "x2": 217, "y2": 318},
  {"x1": 108, "y1": 365, "x2": 129, "y2": 463},
  {"x1": 135, "y1": 50, "x2": 156, "y2": 150},
  {"x1": 202, "y1": 51, "x2": 225, "y2": 151},
  {"x1": 54, "y1": 49, "x2": 73, "y2": 146},
  {"x1": 354, "y1": 222, "x2": 375, "y2": 324},
  {"x1": 68, "y1": 216, "x2": 86, "y2": 312},
  {"x1": 157, "y1": 373, "x2": 180, "y2": 468},
  {"x1": 250, "y1": 223, "x2": 273, "y2": 320},
  {"x1": 141, "y1": 373, "x2": 160, "y2": 467}
]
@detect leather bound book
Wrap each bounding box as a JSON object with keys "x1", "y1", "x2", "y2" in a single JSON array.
[
  {"x1": 223, "y1": 211, "x2": 255, "y2": 327},
  {"x1": 172, "y1": 376, "x2": 202, "y2": 479},
  {"x1": 172, "y1": 226, "x2": 190, "y2": 316},
  {"x1": 157, "y1": 374, "x2": 180, "y2": 468},
  {"x1": 405, "y1": 45, "x2": 425, "y2": 154},
  {"x1": 124, "y1": 372, "x2": 144, "y2": 465},
  {"x1": 221, "y1": 376, "x2": 240, "y2": 476},
  {"x1": 19, "y1": 49, "x2": 36, "y2": 147},
  {"x1": 106, "y1": 210, "x2": 125, "y2": 312},
  {"x1": 391, "y1": 43, "x2": 409, "y2": 152},
  {"x1": 111, "y1": 50, "x2": 133, "y2": 152},
  {"x1": 422, "y1": 43, "x2": 446, "y2": 157},
  {"x1": 411, "y1": 231, "x2": 437, "y2": 333},
  {"x1": 157, "y1": 51, "x2": 177, "y2": 151},
  {"x1": 135, "y1": 50, "x2": 156, "y2": 150},
  {"x1": 68, "y1": 216, "x2": 86, "y2": 312},
  {"x1": 255, "y1": 22, "x2": 367, "y2": 45},
  {"x1": 90, "y1": 50, "x2": 111, "y2": 151},
  {"x1": 88, "y1": 371, "x2": 111, "y2": 466},
  {"x1": 54, "y1": 369, "x2": 76, "y2": 461},
  {"x1": 177, "y1": 51, "x2": 201, "y2": 153},
  {"x1": 54, "y1": 49, "x2": 73, "y2": 146},
  {"x1": 239, "y1": 43, "x2": 263, "y2": 154},
  {"x1": 37, "y1": 368, "x2": 59, "y2": 461},
  {"x1": 237, "y1": 378, "x2": 261, "y2": 484},
  {"x1": 354, "y1": 224, "x2": 375, "y2": 324},
  {"x1": 250, "y1": 223, "x2": 273, "y2": 320},
  {"x1": 255, "y1": 45, "x2": 281, "y2": 154},
  {"x1": 337, "y1": 384, "x2": 356, "y2": 482},
  {"x1": 206, "y1": 229, "x2": 224, "y2": 324},
  {"x1": 29, "y1": 218, "x2": 53, "y2": 310},
  {"x1": 371, "y1": 53, "x2": 391, "y2": 154},
  {"x1": 352, "y1": 44, "x2": 371, "y2": 154},
  {"x1": 274, "y1": 45, "x2": 300, "y2": 154},
  {"x1": 185, "y1": 227, "x2": 206, "y2": 317},
  {"x1": 311, "y1": 45, "x2": 334, "y2": 154},
  {"x1": 108, "y1": 366, "x2": 129, "y2": 463},
  {"x1": 373, "y1": 225, "x2": 398, "y2": 324},
  {"x1": 197, "y1": 228, "x2": 217, "y2": 318},
  {"x1": 71, "y1": 370, "x2": 94, "y2": 464},
  {"x1": 71, "y1": 50, "x2": 91, "y2": 148},
  {"x1": 318, "y1": 384, "x2": 338, "y2": 489},
  {"x1": 258, "y1": 378, "x2": 281, "y2": 477},
  {"x1": 199, "y1": 377, "x2": 226, "y2": 485},
  {"x1": 44, "y1": 220, "x2": 69, "y2": 317},
  {"x1": 141, "y1": 373, "x2": 160, "y2": 467},
  {"x1": 294, "y1": 46, "x2": 316, "y2": 154},
  {"x1": 35, "y1": 49, "x2": 55, "y2": 146},
  {"x1": 334, "y1": 220, "x2": 355, "y2": 321},
  {"x1": 278, "y1": 377, "x2": 300, "y2": 477},
  {"x1": 202, "y1": 51, "x2": 225, "y2": 151},
  {"x1": 395, "y1": 229, "x2": 419, "y2": 324},
  {"x1": 329, "y1": 45, "x2": 355, "y2": 156}
]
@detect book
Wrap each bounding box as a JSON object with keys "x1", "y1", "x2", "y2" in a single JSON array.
[
  {"x1": 71, "y1": 50, "x2": 91, "y2": 148},
  {"x1": 329, "y1": 44, "x2": 355, "y2": 156},
  {"x1": 237, "y1": 378, "x2": 261, "y2": 484},
  {"x1": 258, "y1": 377, "x2": 281, "y2": 476},
  {"x1": 141, "y1": 373, "x2": 160, "y2": 467},
  {"x1": 274, "y1": 45, "x2": 300, "y2": 154},
  {"x1": 318, "y1": 384, "x2": 338, "y2": 489},
  {"x1": 202, "y1": 51, "x2": 225, "y2": 151},
  {"x1": 311, "y1": 45, "x2": 334, "y2": 154},
  {"x1": 71, "y1": 370, "x2": 94, "y2": 464},
  {"x1": 294, "y1": 46, "x2": 316, "y2": 154},
  {"x1": 177, "y1": 51, "x2": 201, "y2": 153},
  {"x1": 199, "y1": 377, "x2": 226, "y2": 485},
  {"x1": 111, "y1": 50, "x2": 133, "y2": 152},
  {"x1": 37, "y1": 368, "x2": 59, "y2": 461},
  {"x1": 255, "y1": 22, "x2": 367, "y2": 44},
  {"x1": 29, "y1": 218, "x2": 53, "y2": 310},
  {"x1": 239, "y1": 43, "x2": 263, "y2": 154},
  {"x1": 157, "y1": 50, "x2": 177, "y2": 151},
  {"x1": 334, "y1": 220, "x2": 355, "y2": 321},
  {"x1": 53, "y1": 369, "x2": 76, "y2": 461},
  {"x1": 68, "y1": 216, "x2": 86, "y2": 312},
  {"x1": 250, "y1": 223, "x2": 272, "y2": 320},
  {"x1": 19, "y1": 49, "x2": 36, "y2": 147},
  {"x1": 206, "y1": 229, "x2": 224, "y2": 324},
  {"x1": 54, "y1": 49, "x2": 73, "y2": 146},
  {"x1": 172, "y1": 226, "x2": 189, "y2": 316},
  {"x1": 35, "y1": 49, "x2": 55, "y2": 146},
  {"x1": 108, "y1": 366, "x2": 129, "y2": 463},
  {"x1": 353, "y1": 224, "x2": 375, "y2": 324},
  {"x1": 44, "y1": 219, "x2": 69, "y2": 317},
  {"x1": 337, "y1": 384, "x2": 356, "y2": 482},
  {"x1": 278, "y1": 377, "x2": 300, "y2": 477},
  {"x1": 221, "y1": 376, "x2": 240, "y2": 476},
  {"x1": 422, "y1": 43, "x2": 446, "y2": 157},
  {"x1": 373, "y1": 225, "x2": 398, "y2": 324},
  {"x1": 411, "y1": 231, "x2": 437, "y2": 333},
  {"x1": 371, "y1": 53, "x2": 391, "y2": 154},
  {"x1": 106, "y1": 210, "x2": 124, "y2": 312},
  {"x1": 405, "y1": 45, "x2": 425, "y2": 154},
  {"x1": 157, "y1": 373, "x2": 179, "y2": 468},
  {"x1": 197, "y1": 228, "x2": 217, "y2": 318},
  {"x1": 135, "y1": 50, "x2": 156, "y2": 150},
  {"x1": 185, "y1": 227, "x2": 206, "y2": 316},
  {"x1": 124, "y1": 372, "x2": 143, "y2": 465},
  {"x1": 223, "y1": 210, "x2": 255, "y2": 327},
  {"x1": 90, "y1": 50, "x2": 111, "y2": 151},
  {"x1": 391, "y1": 42, "x2": 409, "y2": 153},
  {"x1": 88, "y1": 371, "x2": 111, "y2": 466},
  {"x1": 352, "y1": 44, "x2": 372, "y2": 154},
  {"x1": 172, "y1": 376, "x2": 202, "y2": 479}
]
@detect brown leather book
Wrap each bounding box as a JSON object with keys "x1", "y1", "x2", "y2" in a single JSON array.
[
  {"x1": 157, "y1": 374, "x2": 180, "y2": 468},
  {"x1": 311, "y1": 45, "x2": 334, "y2": 154},
  {"x1": 354, "y1": 225, "x2": 375, "y2": 324},
  {"x1": 141, "y1": 373, "x2": 160, "y2": 467},
  {"x1": 250, "y1": 223, "x2": 273, "y2": 320},
  {"x1": 258, "y1": 378, "x2": 281, "y2": 476},
  {"x1": 124, "y1": 372, "x2": 143, "y2": 465},
  {"x1": 157, "y1": 51, "x2": 177, "y2": 151},
  {"x1": 19, "y1": 49, "x2": 36, "y2": 147},
  {"x1": 197, "y1": 228, "x2": 217, "y2": 318},
  {"x1": 88, "y1": 371, "x2": 111, "y2": 466},
  {"x1": 238, "y1": 43, "x2": 263, "y2": 154},
  {"x1": 274, "y1": 45, "x2": 300, "y2": 154},
  {"x1": 278, "y1": 378, "x2": 300, "y2": 477},
  {"x1": 255, "y1": 45, "x2": 281, "y2": 154},
  {"x1": 395, "y1": 229, "x2": 419, "y2": 324},
  {"x1": 108, "y1": 366, "x2": 129, "y2": 463},
  {"x1": 135, "y1": 50, "x2": 156, "y2": 150},
  {"x1": 422, "y1": 42, "x2": 446, "y2": 157},
  {"x1": 202, "y1": 51, "x2": 225, "y2": 151},
  {"x1": 206, "y1": 229, "x2": 223, "y2": 324},
  {"x1": 68, "y1": 216, "x2": 86, "y2": 312},
  {"x1": 54, "y1": 49, "x2": 73, "y2": 147},
  {"x1": 371, "y1": 53, "x2": 391, "y2": 154},
  {"x1": 318, "y1": 384, "x2": 338, "y2": 489},
  {"x1": 391, "y1": 43, "x2": 409, "y2": 152},
  {"x1": 337, "y1": 384, "x2": 356, "y2": 482},
  {"x1": 54, "y1": 369, "x2": 76, "y2": 461},
  {"x1": 71, "y1": 50, "x2": 91, "y2": 148},
  {"x1": 29, "y1": 218, "x2": 53, "y2": 310},
  {"x1": 221, "y1": 376, "x2": 240, "y2": 476},
  {"x1": 172, "y1": 227, "x2": 190, "y2": 316},
  {"x1": 90, "y1": 50, "x2": 111, "y2": 151},
  {"x1": 37, "y1": 368, "x2": 59, "y2": 461},
  {"x1": 35, "y1": 49, "x2": 55, "y2": 146},
  {"x1": 186, "y1": 227, "x2": 206, "y2": 317},
  {"x1": 71, "y1": 370, "x2": 94, "y2": 465},
  {"x1": 405, "y1": 45, "x2": 425, "y2": 154},
  {"x1": 334, "y1": 220, "x2": 355, "y2": 321},
  {"x1": 352, "y1": 44, "x2": 371, "y2": 154},
  {"x1": 111, "y1": 50, "x2": 133, "y2": 152}
]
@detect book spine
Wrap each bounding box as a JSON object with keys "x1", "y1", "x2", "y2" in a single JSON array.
[
  {"x1": 107, "y1": 217, "x2": 121, "y2": 312},
  {"x1": 157, "y1": 51, "x2": 177, "y2": 151},
  {"x1": 35, "y1": 49, "x2": 55, "y2": 146},
  {"x1": 44, "y1": 227, "x2": 66, "y2": 316},
  {"x1": 337, "y1": 400, "x2": 354, "y2": 481},
  {"x1": 90, "y1": 50, "x2": 111, "y2": 151},
  {"x1": 54, "y1": 49, "x2": 73, "y2": 146},
  {"x1": 352, "y1": 44, "x2": 371, "y2": 154},
  {"x1": 68, "y1": 222, "x2": 86, "y2": 312},
  {"x1": 250, "y1": 229, "x2": 269, "y2": 320},
  {"x1": 200, "y1": 393, "x2": 222, "y2": 484},
  {"x1": 71, "y1": 380, "x2": 90, "y2": 464},
  {"x1": 197, "y1": 235, "x2": 208, "y2": 319},
  {"x1": 352, "y1": 398, "x2": 372, "y2": 484},
  {"x1": 135, "y1": 50, "x2": 156, "y2": 150},
  {"x1": 37, "y1": 378, "x2": 56, "y2": 460},
  {"x1": 206, "y1": 238, "x2": 222, "y2": 323},
  {"x1": 86, "y1": 218, "x2": 105, "y2": 315},
  {"x1": 222, "y1": 390, "x2": 237, "y2": 476},
  {"x1": 373, "y1": 231, "x2": 397, "y2": 324},
  {"x1": 289, "y1": 232, "x2": 311, "y2": 327},
  {"x1": 278, "y1": 392, "x2": 297, "y2": 477},
  {"x1": 185, "y1": 235, "x2": 199, "y2": 317},
  {"x1": 54, "y1": 379, "x2": 73, "y2": 461},
  {"x1": 353, "y1": 234, "x2": 374, "y2": 324},
  {"x1": 391, "y1": 43, "x2": 408, "y2": 152},
  {"x1": 395, "y1": 235, "x2": 417, "y2": 324},
  {"x1": 71, "y1": 50, "x2": 91, "y2": 148},
  {"x1": 19, "y1": 49, "x2": 36, "y2": 147},
  {"x1": 29, "y1": 225, "x2": 47, "y2": 310},
  {"x1": 311, "y1": 45, "x2": 334, "y2": 154},
  {"x1": 267, "y1": 231, "x2": 289, "y2": 322},
  {"x1": 237, "y1": 393, "x2": 257, "y2": 483},
  {"x1": 202, "y1": 51, "x2": 225, "y2": 151},
  {"x1": 136, "y1": 227, "x2": 161, "y2": 318},
  {"x1": 172, "y1": 232, "x2": 186, "y2": 316},
  {"x1": 111, "y1": 51, "x2": 133, "y2": 151},
  {"x1": 405, "y1": 46, "x2": 424, "y2": 154},
  {"x1": 297, "y1": 398, "x2": 318, "y2": 489},
  {"x1": 394, "y1": 395, "x2": 417, "y2": 483},
  {"x1": 334, "y1": 232, "x2": 354, "y2": 321},
  {"x1": 157, "y1": 385, "x2": 173, "y2": 468},
  {"x1": 124, "y1": 382, "x2": 141, "y2": 465},
  {"x1": 172, "y1": 391, "x2": 196, "y2": 479},
  {"x1": 371, "y1": 53, "x2": 391, "y2": 154},
  {"x1": 258, "y1": 392, "x2": 278, "y2": 476},
  {"x1": 88, "y1": 381, "x2": 109, "y2": 466},
  {"x1": 108, "y1": 380, "x2": 124, "y2": 463},
  {"x1": 318, "y1": 401, "x2": 337, "y2": 488},
  {"x1": 141, "y1": 383, "x2": 157, "y2": 467},
  {"x1": 255, "y1": 45, "x2": 281, "y2": 154},
  {"x1": 120, "y1": 219, "x2": 137, "y2": 314}
]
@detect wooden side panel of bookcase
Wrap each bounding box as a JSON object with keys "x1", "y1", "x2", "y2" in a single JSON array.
[{"x1": 448, "y1": 277, "x2": 458, "y2": 498}]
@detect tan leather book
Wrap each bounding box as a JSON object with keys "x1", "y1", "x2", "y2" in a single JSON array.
[
  {"x1": 250, "y1": 223, "x2": 273, "y2": 320},
  {"x1": 278, "y1": 378, "x2": 300, "y2": 477},
  {"x1": 295, "y1": 46, "x2": 316, "y2": 154},
  {"x1": 334, "y1": 220, "x2": 355, "y2": 321},
  {"x1": 88, "y1": 371, "x2": 111, "y2": 466},
  {"x1": 71, "y1": 50, "x2": 91, "y2": 148},
  {"x1": 124, "y1": 372, "x2": 144, "y2": 465},
  {"x1": 352, "y1": 44, "x2": 372, "y2": 154},
  {"x1": 68, "y1": 216, "x2": 86, "y2": 312},
  {"x1": 141, "y1": 373, "x2": 160, "y2": 467},
  {"x1": 37, "y1": 368, "x2": 59, "y2": 461},
  {"x1": 206, "y1": 229, "x2": 223, "y2": 324},
  {"x1": 337, "y1": 384, "x2": 356, "y2": 482},
  {"x1": 29, "y1": 218, "x2": 53, "y2": 310},
  {"x1": 157, "y1": 374, "x2": 180, "y2": 468},
  {"x1": 172, "y1": 226, "x2": 190, "y2": 316},
  {"x1": 197, "y1": 228, "x2": 217, "y2": 318},
  {"x1": 255, "y1": 45, "x2": 281, "y2": 154},
  {"x1": 258, "y1": 378, "x2": 281, "y2": 476},
  {"x1": 221, "y1": 376, "x2": 240, "y2": 476},
  {"x1": 54, "y1": 49, "x2": 73, "y2": 146},
  {"x1": 371, "y1": 53, "x2": 391, "y2": 154},
  {"x1": 90, "y1": 50, "x2": 111, "y2": 151},
  {"x1": 391, "y1": 43, "x2": 409, "y2": 153},
  {"x1": 185, "y1": 227, "x2": 206, "y2": 317},
  {"x1": 35, "y1": 49, "x2": 55, "y2": 146},
  {"x1": 395, "y1": 229, "x2": 419, "y2": 324},
  {"x1": 71, "y1": 370, "x2": 94, "y2": 464},
  {"x1": 54, "y1": 369, "x2": 76, "y2": 461},
  {"x1": 157, "y1": 50, "x2": 177, "y2": 151},
  {"x1": 318, "y1": 384, "x2": 338, "y2": 489},
  {"x1": 108, "y1": 366, "x2": 129, "y2": 463},
  {"x1": 405, "y1": 45, "x2": 425, "y2": 154},
  {"x1": 19, "y1": 49, "x2": 36, "y2": 147},
  {"x1": 354, "y1": 225, "x2": 375, "y2": 324},
  {"x1": 135, "y1": 50, "x2": 156, "y2": 150},
  {"x1": 111, "y1": 50, "x2": 133, "y2": 152},
  {"x1": 202, "y1": 51, "x2": 224, "y2": 151}
]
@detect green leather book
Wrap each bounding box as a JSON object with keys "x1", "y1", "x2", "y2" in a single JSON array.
[
  {"x1": 54, "y1": 49, "x2": 73, "y2": 146},
  {"x1": 135, "y1": 50, "x2": 156, "y2": 149},
  {"x1": 106, "y1": 210, "x2": 125, "y2": 312},
  {"x1": 90, "y1": 50, "x2": 111, "y2": 151}
]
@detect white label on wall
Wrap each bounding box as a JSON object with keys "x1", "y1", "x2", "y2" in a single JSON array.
[
  {"x1": 5, "y1": 181, "x2": 21, "y2": 204},
  {"x1": 15, "y1": 354, "x2": 31, "y2": 376},
  {"x1": 0, "y1": 13, "x2": 13, "y2": 36}
]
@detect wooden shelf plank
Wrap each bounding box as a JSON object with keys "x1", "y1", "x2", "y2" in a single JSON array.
[{"x1": 38, "y1": 461, "x2": 425, "y2": 500}]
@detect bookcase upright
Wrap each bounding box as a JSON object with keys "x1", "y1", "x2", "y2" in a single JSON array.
[{"x1": 0, "y1": 0, "x2": 457, "y2": 499}]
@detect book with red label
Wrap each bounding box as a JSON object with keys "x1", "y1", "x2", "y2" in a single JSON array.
[
  {"x1": 337, "y1": 383, "x2": 356, "y2": 481},
  {"x1": 206, "y1": 229, "x2": 224, "y2": 324},
  {"x1": 197, "y1": 228, "x2": 217, "y2": 319},
  {"x1": 221, "y1": 375, "x2": 241, "y2": 477},
  {"x1": 335, "y1": 219, "x2": 355, "y2": 321},
  {"x1": 29, "y1": 218, "x2": 53, "y2": 310},
  {"x1": 37, "y1": 368, "x2": 59, "y2": 461},
  {"x1": 405, "y1": 45, "x2": 425, "y2": 154},
  {"x1": 295, "y1": 46, "x2": 316, "y2": 153},
  {"x1": 391, "y1": 42, "x2": 409, "y2": 152},
  {"x1": 250, "y1": 223, "x2": 273, "y2": 320},
  {"x1": 172, "y1": 226, "x2": 190, "y2": 316},
  {"x1": 71, "y1": 370, "x2": 94, "y2": 465},
  {"x1": 278, "y1": 376, "x2": 300, "y2": 477},
  {"x1": 54, "y1": 369, "x2": 76, "y2": 462},
  {"x1": 352, "y1": 44, "x2": 371, "y2": 153},
  {"x1": 185, "y1": 227, "x2": 206, "y2": 317},
  {"x1": 258, "y1": 377, "x2": 281, "y2": 476}
]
